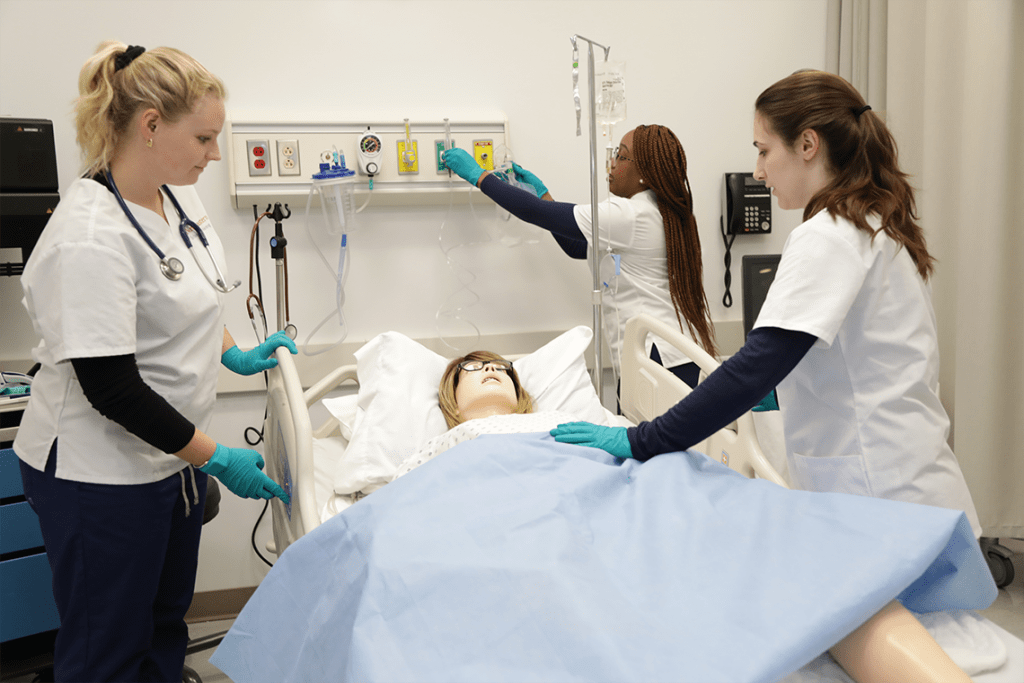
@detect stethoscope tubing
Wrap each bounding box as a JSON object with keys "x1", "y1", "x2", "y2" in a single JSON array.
[{"x1": 105, "y1": 170, "x2": 238, "y2": 291}]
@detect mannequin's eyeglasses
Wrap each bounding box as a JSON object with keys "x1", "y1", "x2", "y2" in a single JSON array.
[
  {"x1": 612, "y1": 146, "x2": 632, "y2": 163},
  {"x1": 457, "y1": 359, "x2": 513, "y2": 373}
]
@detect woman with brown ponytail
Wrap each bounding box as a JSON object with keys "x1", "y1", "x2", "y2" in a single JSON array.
[
  {"x1": 442, "y1": 125, "x2": 714, "y2": 388},
  {"x1": 553, "y1": 70, "x2": 982, "y2": 541}
]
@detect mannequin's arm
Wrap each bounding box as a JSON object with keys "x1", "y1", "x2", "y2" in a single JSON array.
[{"x1": 829, "y1": 601, "x2": 970, "y2": 683}]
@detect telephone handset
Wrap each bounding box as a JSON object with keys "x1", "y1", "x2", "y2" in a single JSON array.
[{"x1": 723, "y1": 172, "x2": 771, "y2": 235}]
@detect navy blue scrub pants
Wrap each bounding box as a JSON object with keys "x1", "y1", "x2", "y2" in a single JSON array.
[{"x1": 19, "y1": 441, "x2": 207, "y2": 682}]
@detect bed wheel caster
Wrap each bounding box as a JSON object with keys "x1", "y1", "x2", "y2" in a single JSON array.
[
  {"x1": 981, "y1": 538, "x2": 1016, "y2": 588},
  {"x1": 182, "y1": 664, "x2": 203, "y2": 683}
]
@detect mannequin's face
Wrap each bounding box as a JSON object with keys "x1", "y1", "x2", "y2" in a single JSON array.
[
  {"x1": 609, "y1": 129, "x2": 644, "y2": 198},
  {"x1": 454, "y1": 362, "x2": 518, "y2": 419}
]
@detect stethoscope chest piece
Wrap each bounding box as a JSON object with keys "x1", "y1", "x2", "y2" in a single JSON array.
[{"x1": 160, "y1": 257, "x2": 185, "y2": 281}]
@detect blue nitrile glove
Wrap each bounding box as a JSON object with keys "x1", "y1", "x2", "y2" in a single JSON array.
[
  {"x1": 752, "y1": 389, "x2": 779, "y2": 412},
  {"x1": 442, "y1": 148, "x2": 484, "y2": 185},
  {"x1": 221, "y1": 330, "x2": 297, "y2": 376},
  {"x1": 550, "y1": 422, "x2": 634, "y2": 459},
  {"x1": 199, "y1": 443, "x2": 290, "y2": 504},
  {"x1": 511, "y1": 162, "x2": 549, "y2": 198}
]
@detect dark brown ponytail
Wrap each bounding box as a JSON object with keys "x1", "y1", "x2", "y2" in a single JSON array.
[{"x1": 755, "y1": 70, "x2": 935, "y2": 280}]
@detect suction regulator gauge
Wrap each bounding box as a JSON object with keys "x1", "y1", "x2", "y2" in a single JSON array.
[{"x1": 357, "y1": 127, "x2": 383, "y2": 175}]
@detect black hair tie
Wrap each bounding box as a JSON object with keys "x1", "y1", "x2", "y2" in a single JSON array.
[
  {"x1": 853, "y1": 104, "x2": 872, "y2": 118},
  {"x1": 114, "y1": 45, "x2": 146, "y2": 72}
]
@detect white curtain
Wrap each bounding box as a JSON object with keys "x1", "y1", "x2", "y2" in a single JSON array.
[{"x1": 832, "y1": 0, "x2": 1024, "y2": 539}]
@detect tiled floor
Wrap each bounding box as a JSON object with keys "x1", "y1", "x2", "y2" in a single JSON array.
[
  {"x1": 181, "y1": 620, "x2": 233, "y2": 683},
  {"x1": 978, "y1": 537, "x2": 1024, "y2": 639},
  {"x1": 7, "y1": 540, "x2": 1023, "y2": 682}
]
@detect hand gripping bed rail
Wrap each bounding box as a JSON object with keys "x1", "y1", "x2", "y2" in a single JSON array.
[
  {"x1": 619, "y1": 314, "x2": 787, "y2": 486},
  {"x1": 263, "y1": 347, "x2": 322, "y2": 552}
]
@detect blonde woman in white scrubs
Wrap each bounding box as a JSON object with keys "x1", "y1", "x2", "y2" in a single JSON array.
[
  {"x1": 14, "y1": 42, "x2": 293, "y2": 682},
  {"x1": 553, "y1": 70, "x2": 981, "y2": 539}
]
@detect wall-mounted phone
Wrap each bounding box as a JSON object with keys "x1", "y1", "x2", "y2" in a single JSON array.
[
  {"x1": 720, "y1": 172, "x2": 771, "y2": 308},
  {"x1": 722, "y1": 172, "x2": 771, "y2": 235}
]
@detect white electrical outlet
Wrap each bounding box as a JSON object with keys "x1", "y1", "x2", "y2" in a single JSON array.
[
  {"x1": 277, "y1": 139, "x2": 300, "y2": 176},
  {"x1": 246, "y1": 139, "x2": 271, "y2": 176}
]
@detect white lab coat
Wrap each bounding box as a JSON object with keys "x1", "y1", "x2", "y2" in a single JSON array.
[
  {"x1": 755, "y1": 210, "x2": 981, "y2": 536},
  {"x1": 14, "y1": 178, "x2": 225, "y2": 485},
  {"x1": 573, "y1": 190, "x2": 693, "y2": 371}
]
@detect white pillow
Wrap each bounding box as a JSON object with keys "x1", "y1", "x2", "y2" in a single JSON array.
[{"x1": 332, "y1": 326, "x2": 605, "y2": 494}]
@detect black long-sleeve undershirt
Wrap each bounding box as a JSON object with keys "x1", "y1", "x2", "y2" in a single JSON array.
[
  {"x1": 627, "y1": 327, "x2": 816, "y2": 461},
  {"x1": 478, "y1": 174, "x2": 588, "y2": 259},
  {"x1": 71, "y1": 354, "x2": 196, "y2": 454}
]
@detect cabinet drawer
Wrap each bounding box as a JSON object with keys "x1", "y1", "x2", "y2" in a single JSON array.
[
  {"x1": 0, "y1": 553, "x2": 60, "y2": 642},
  {"x1": 0, "y1": 500, "x2": 44, "y2": 554},
  {"x1": 1, "y1": 447, "x2": 23, "y2": 498}
]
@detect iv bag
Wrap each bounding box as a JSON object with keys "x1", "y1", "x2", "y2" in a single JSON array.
[{"x1": 595, "y1": 60, "x2": 626, "y2": 125}]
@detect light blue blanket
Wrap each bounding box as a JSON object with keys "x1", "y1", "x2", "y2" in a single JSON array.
[{"x1": 212, "y1": 433, "x2": 995, "y2": 683}]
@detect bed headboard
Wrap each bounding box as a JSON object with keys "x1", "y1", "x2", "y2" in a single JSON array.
[{"x1": 619, "y1": 314, "x2": 787, "y2": 487}]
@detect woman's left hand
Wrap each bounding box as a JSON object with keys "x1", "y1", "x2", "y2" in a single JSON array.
[
  {"x1": 221, "y1": 330, "x2": 297, "y2": 375},
  {"x1": 551, "y1": 422, "x2": 634, "y2": 459}
]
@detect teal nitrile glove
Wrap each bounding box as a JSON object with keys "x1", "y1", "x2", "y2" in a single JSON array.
[
  {"x1": 442, "y1": 148, "x2": 484, "y2": 185},
  {"x1": 511, "y1": 162, "x2": 549, "y2": 198},
  {"x1": 199, "y1": 443, "x2": 290, "y2": 504},
  {"x1": 222, "y1": 330, "x2": 297, "y2": 376},
  {"x1": 752, "y1": 389, "x2": 779, "y2": 412},
  {"x1": 551, "y1": 422, "x2": 634, "y2": 459}
]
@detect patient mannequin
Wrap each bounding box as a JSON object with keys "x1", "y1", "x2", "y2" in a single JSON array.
[
  {"x1": 437, "y1": 351, "x2": 533, "y2": 429},
  {"x1": 436, "y1": 351, "x2": 969, "y2": 683}
]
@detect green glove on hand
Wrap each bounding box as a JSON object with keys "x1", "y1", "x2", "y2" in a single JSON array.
[
  {"x1": 221, "y1": 330, "x2": 297, "y2": 376},
  {"x1": 199, "y1": 443, "x2": 290, "y2": 504},
  {"x1": 511, "y1": 162, "x2": 549, "y2": 198},
  {"x1": 752, "y1": 389, "x2": 779, "y2": 412},
  {"x1": 550, "y1": 422, "x2": 634, "y2": 459},
  {"x1": 442, "y1": 148, "x2": 484, "y2": 185}
]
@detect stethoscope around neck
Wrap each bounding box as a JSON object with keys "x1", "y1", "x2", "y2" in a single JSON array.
[{"x1": 105, "y1": 170, "x2": 240, "y2": 293}]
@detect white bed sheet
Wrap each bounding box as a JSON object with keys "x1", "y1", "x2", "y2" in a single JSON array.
[{"x1": 780, "y1": 610, "x2": 1021, "y2": 682}]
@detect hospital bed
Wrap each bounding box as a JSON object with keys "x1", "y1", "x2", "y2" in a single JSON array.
[
  {"x1": 213, "y1": 314, "x2": 1023, "y2": 683},
  {"x1": 261, "y1": 314, "x2": 784, "y2": 555}
]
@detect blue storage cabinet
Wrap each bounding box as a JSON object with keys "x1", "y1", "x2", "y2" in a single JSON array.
[{"x1": 0, "y1": 447, "x2": 60, "y2": 642}]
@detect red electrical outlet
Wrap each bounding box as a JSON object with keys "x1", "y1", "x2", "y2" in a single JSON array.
[{"x1": 246, "y1": 139, "x2": 271, "y2": 177}]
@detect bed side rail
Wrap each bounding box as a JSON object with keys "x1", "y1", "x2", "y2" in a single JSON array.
[
  {"x1": 304, "y1": 365, "x2": 359, "y2": 439},
  {"x1": 263, "y1": 347, "x2": 320, "y2": 554},
  {"x1": 620, "y1": 314, "x2": 786, "y2": 487}
]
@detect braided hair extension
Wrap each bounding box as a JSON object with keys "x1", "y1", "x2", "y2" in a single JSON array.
[{"x1": 632, "y1": 125, "x2": 717, "y2": 356}]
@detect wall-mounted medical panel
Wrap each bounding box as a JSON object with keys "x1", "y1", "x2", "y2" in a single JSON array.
[{"x1": 226, "y1": 117, "x2": 510, "y2": 210}]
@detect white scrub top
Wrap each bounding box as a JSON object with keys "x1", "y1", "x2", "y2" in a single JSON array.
[
  {"x1": 573, "y1": 190, "x2": 693, "y2": 371},
  {"x1": 14, "y1": 178, "x2": 225, "y2": 485},
  {"x1": 755, "y1": 210, "x2": 981, "y2": 536}
]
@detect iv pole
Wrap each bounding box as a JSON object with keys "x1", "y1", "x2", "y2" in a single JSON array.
[{"x1": 571, "y1": 34, "x2": 610, "y2": 406}]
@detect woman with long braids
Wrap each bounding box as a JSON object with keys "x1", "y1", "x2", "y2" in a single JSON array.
[
  {"x1": 442, "y1": 125, "x2": 714, "y2": 387},
  {"x1": 552, "y1": 70, "x2": 982, "y2": 541}
]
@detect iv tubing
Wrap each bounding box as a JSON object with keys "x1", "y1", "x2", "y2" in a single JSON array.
[
  {"x1": 301, "y1": 185, "x2": 349, "y2": 355},
  {"x1": 435, "y1": 167, "x2": 482, "y2": 352}
]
